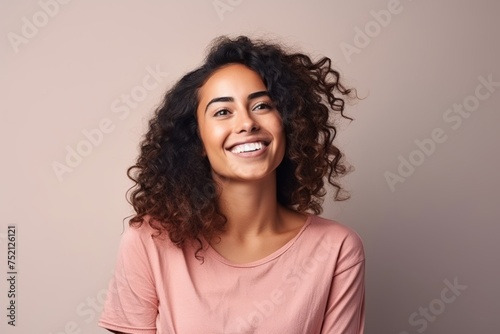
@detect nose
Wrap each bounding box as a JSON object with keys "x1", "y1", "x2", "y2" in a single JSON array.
[{"x1": 235, "y1": 109, "x2": 260, "y2": 133}]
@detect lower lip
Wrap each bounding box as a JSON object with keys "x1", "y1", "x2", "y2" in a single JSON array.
[{"x1": 228, "y1": 144, "x2": 269, "y2": 158}]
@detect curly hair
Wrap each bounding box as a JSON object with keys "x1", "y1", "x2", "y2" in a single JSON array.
[{"x1": 126, "y1": 35, "x2": 355, "y2": 256}]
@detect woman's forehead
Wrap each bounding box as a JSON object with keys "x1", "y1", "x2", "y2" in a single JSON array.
[{"x1": 198, "y1": 64, "x2": 267, "y2": 102}]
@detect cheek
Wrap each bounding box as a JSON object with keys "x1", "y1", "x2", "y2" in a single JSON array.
[
  {"x1": 270, "y1": 116, "x2": 285, "y2": 140},
  {"x1": 201, "y1": 123, "x2": 227, "y2": 153}
]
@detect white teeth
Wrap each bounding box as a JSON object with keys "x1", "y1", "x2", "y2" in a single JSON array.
[{"x1": 231, "y1": 142, "x2": 263, "y2": 154}]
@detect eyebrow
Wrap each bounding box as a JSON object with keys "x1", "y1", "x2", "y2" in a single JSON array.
[{"x1": 204, "y1": 91, "x2": 270, "y2": 113}]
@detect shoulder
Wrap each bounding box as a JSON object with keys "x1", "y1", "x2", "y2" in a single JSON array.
[
  {"x1": 305, "y1": 214, "x2": 365, "y2": 271},
  {"x1": 307, "y1": 215, "x2": 364, "y2": 247},
  {"x1": 119, "y1": 216, "x2": 175, "y2": 252}
]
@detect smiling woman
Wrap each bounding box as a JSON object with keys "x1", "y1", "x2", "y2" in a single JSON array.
[{"x1": 98, "y1": 35, "x2": 365, "y2": 334}]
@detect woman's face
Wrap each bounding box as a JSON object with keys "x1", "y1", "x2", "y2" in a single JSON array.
[{"x1": 196, "y1": 63, "x2": 285, "y2": 183}]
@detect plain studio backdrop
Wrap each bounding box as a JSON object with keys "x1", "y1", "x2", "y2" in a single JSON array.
[{"x1": 1, "y1": 1, "x2": 499, "y2": 333}]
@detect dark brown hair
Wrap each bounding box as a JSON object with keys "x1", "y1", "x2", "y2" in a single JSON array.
[{"x1": 126, "y1": 35, "x2": 355, "y2": 256}]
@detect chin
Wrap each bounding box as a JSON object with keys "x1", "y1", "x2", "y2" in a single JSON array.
[
  {"x1": 233, "y1": 169, "x2": 277, "y2": 182},
  {"x1": 212, "y1": 168, "x2": 275, "y2": 183}
]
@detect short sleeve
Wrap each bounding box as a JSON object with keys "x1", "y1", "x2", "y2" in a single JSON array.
[
  {"x1": 321, "y1": 230, "x2": 365, "y2": 334},
  {"x1": 98, "y1": 225, "x2": 159, "y2": 334}
]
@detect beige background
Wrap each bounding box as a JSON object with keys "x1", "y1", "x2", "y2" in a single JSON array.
[{"x1": 1, "y1": 0, "x2": 499, "y2": 333}]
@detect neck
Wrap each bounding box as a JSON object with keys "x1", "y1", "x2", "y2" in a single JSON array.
[{"x1": 215, "y1": 172, "x2": 282, "y2": 239}]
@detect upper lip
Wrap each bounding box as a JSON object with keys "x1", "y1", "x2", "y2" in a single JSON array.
[{"x1": 226, "y1": 136, "x2": 271, "y2": 150}]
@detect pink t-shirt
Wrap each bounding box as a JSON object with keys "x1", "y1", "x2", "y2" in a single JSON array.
[{"x1": 98, "y1": 214, "x2": 365, "y2": 333}]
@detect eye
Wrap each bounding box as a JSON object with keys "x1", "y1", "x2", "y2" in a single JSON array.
[
  {"x1": 213, "y1": 108, "x2": 231, "y2": 117},
  {"x1": 253, "y1": 102, "x2": 273, "y2": 111}
]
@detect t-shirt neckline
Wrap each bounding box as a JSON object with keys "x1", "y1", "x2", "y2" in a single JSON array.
[{"x1": 202, "y1": 214, "x2": 313, "y2": 268}]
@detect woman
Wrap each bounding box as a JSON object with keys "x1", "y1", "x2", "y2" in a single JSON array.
[{"x1": 98, "y1": 35, "x2": 365, "y2": 334}]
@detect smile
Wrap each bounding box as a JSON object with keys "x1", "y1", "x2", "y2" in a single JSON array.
[{"x1": 229, "y1": 141, "x2": 266, "y2": 154}]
